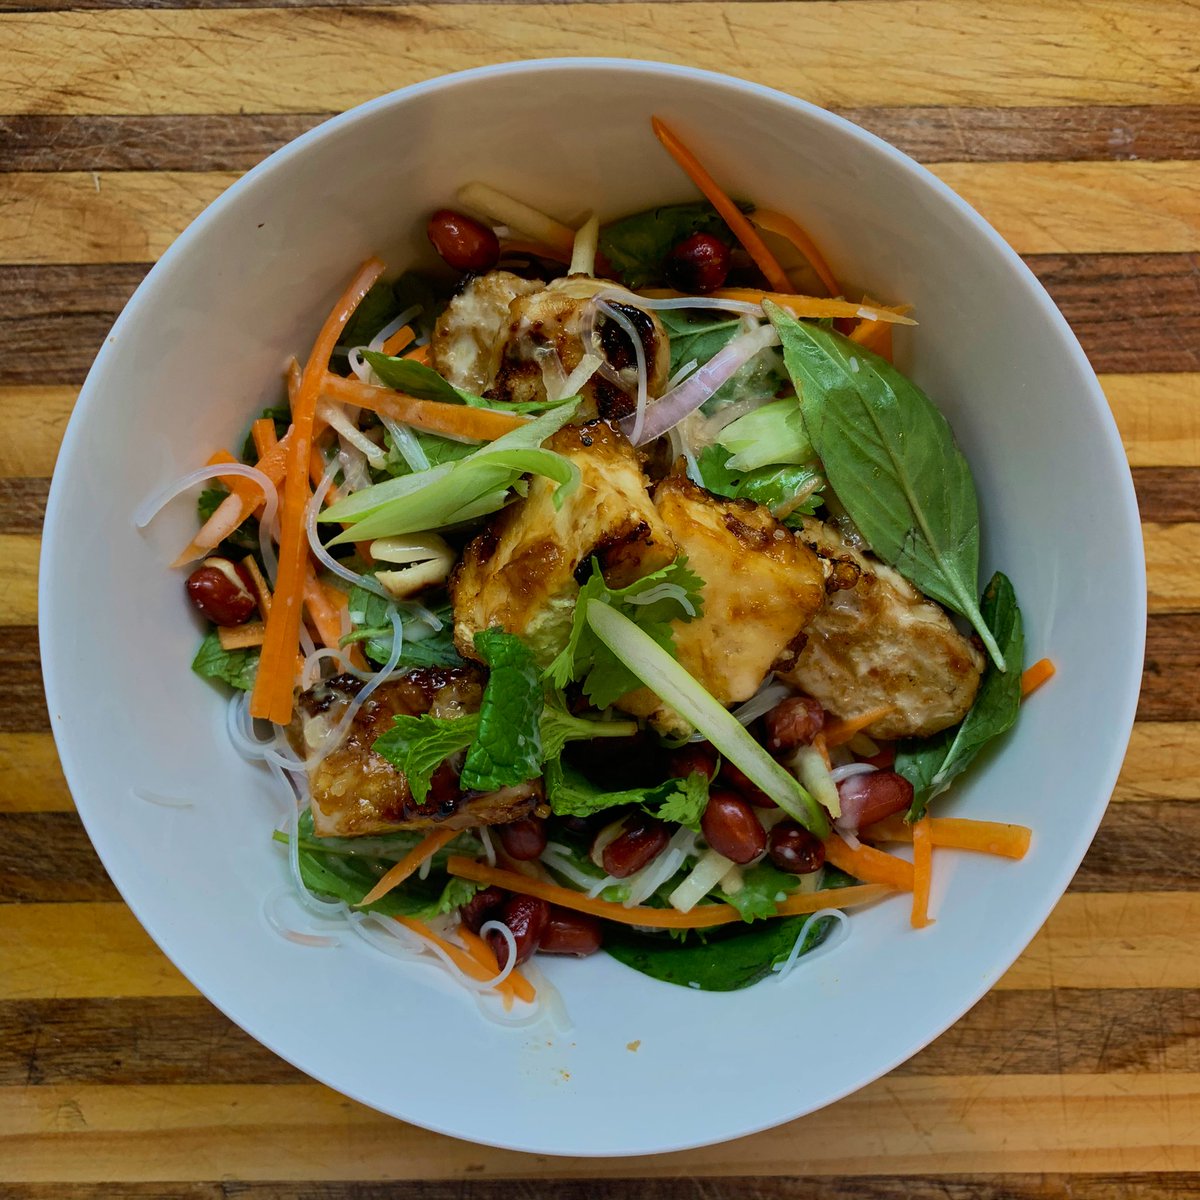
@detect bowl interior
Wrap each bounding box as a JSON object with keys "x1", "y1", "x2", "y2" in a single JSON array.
[{"x1": 41, "y1": 60, "x2": 1144, "y2": 1157}]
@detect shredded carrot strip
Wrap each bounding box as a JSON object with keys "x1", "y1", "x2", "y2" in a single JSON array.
[
  {"x1": 302, "y1": 565, "x2": 342, "y2": 649},
  {"x1": 250, "y1": 419, "x2": 278, "y2": 460},
  {"x1": 864, "y1": 815, "x2": 1032, "y2": 861},
  {"x1": 393, "y1": 917, "x2": 533, "y2": 1002},
  {"x1": 217, "y1": 622, "x2": 265, "y2": 650},
  {"x1": 849, "y1": 316, "x2": 894, "y2": 362},
  {"x1": 240, "y1": 555, "x2": 273, "y2": 619},
  {"x1": 823, "y1": 705, "x2": 897, "y2": 747},
  {"x1": 1021, "y1": 658, "x2": 1056, "y2": 698},
  {"x1": 500, "y1": 238, "x2": 572, "y2": 265},
  {"x1": 358, "y1": 827, "x2": 458, "y2": 907},
  {"x1": 403, "y1": 344, "x2": 430, "y2": 364},
  {"x1": 822, "y1": 835, "x2": 915, "y2": 892},
  {"x1": 813, "y1": 731, "x2": 832, "y2": 769},
  {"x1": 709, "y1": 288, "x2": 915, "y2": 325},
  {"x1": 323, "y1": 585, "x2": 367, "y2": 670},
  {"x1": 446, "y1": 857, "x2": 890, "y2": 927},
  {"x1": 749, "y1": 207, "x2": 840, "y2": 297},
  {"x1": 321, "y1": 372, "x2": 527, "y2": 442},
  {"x1": 651, "y1": 116, "x2": 792, "y2": 294},
  {"x1": 381, "y1": 325, "x2": 415, "y2": 356},
  {"x1": 910, "y1": 816, "x2": 934, "y2": 928},
  {"x1": 286, "y1": 357, "x2": 302, "y2": 401},
  {"x1": 250, "y1": 258, "x2": 385, "y2": 724},
  {"x1": 458, "y1": 927, "x2": 536, "y2": 1004}
]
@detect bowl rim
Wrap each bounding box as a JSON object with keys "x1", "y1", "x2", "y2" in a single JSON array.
[{"x1": 40, "y1": 56, "x2": 1147, "y2": 1157}]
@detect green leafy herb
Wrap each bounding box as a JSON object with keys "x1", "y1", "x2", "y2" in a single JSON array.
[
  {"x1": 390, "y1": 271, "x2": 448, "y2": 342},
  {"x1": 545, "y1": 758, "x2": 709, "y2": 830},
  {"x1": 604, "y1": 911, "x2": 838, "y2": 992},
  {"x1": 696, "y1": 447, "x2": 825, "y2": 525},
  {"x1": 382, "y1": 429, "x2": 477, "y2": 478},
  {"x1": 372, "y1": 713, "x2": 478, "y2": 803},
  {"x1": 191, "y1": 629, "x2": 258, "y2": 691},
  {"x1": 341, "y1": 588, "x2": 464, "y2": 669},
  {"x1": 546, "y1": 557, "x2": 705, "y2": 708},
  {"x1": 599, "y1": 202, "x2": 741, "y2": 289},
  {"x1": 336, "y1": 280, "x2": 406, "y2": 361},
  {"x1": 718, "y1": 861, "x2": 804, "y2": 922},
  {"x1": 766, "y1": 303, "x2": 1005, "y2": 670},
  {"x1": 321, "y1": 400, "x2": 581, "y2": 543},
  {"x1": 659, "y1": 311, "x2": 743, "y2": 378},
  {"x1": 897, "y1": 571, "x2": 1025, "y2": 819}
]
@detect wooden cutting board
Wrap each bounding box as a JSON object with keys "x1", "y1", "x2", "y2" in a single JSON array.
[{"x1": 1, "y1": 1, "x2": 1198, "y2": 1193}]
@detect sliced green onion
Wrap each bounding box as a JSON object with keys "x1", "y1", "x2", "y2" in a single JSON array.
[
  {"x1": 717, "y1": 398, "x2": 813, "y2": 472},
  {"x1": 584, "y1": 600, "x2": 830, "y2": 836}
]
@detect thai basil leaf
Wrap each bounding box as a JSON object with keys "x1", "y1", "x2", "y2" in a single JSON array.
[
  {"x1": 599, "y1": 201, "x2": 741, "y2": 289},
  {"x1": 766, "y1": 303, "x2": 1005, "y2": 670},
  {"x1": 898, "y1": 571, "x2": 1024, "y2": 819}
]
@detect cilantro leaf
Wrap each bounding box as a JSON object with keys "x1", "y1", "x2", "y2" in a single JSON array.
[
  {"x1": 545, "y1": 758, "x2": 709, "y2": 829},
  {"x1": 718, "y1": 861, "x2": 802, "y2": 923},
  {"x1": 191, "y1": 629, "x2": 258, "y2": 691},
  {"x1": 459, "y1": 629, "x2": 545, "y2": 794},
  {"x1": 546, "y1": 557, "x2": 705, "y2": 708}
]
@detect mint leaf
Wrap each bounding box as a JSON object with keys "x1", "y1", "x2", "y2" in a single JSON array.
[
  {"x1": 372, "y1": 712, "x2": 480, "y2": 803},
  {"x1": 191, "y1": 630, "x2": 258, "y2": 691},
  {"x1": 545, "y1": 758, "x2": 709, "y2": 829},
  {"x1": 546, "y1": 557, "x2": 704, "y2": 708},
  {"x1": 459, "y1": 629, "x2": 545, "y2": 793}
]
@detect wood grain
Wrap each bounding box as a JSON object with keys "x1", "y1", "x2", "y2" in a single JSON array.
[
  {"x1": 2, "y1": 4, "x2": 1198, "y2": 116},
  {"x1": 2, "y1": 1075, "x2": 1200, "y2": 1179},
  {"x1": 0, "y1": 479, "x2": 47, "y2": 534},
  {"x1": 0, "y1": 387, "x2": 74, "y2": 477},
  {"x1": 3, "y1": 257, "x2": 1196, "y2": 386},
  {"x1": 4, "y1": 892, "x2": 1199, "y2": 1003},
  {"x1": 1116, "y1": 723, "x2": 1200, "y2": 803},
  {"x1": 5, "y1": 107, "x2": 1200, "y2": 171},
  {"x1": 4, "y1": 164, "x2": 1196, "y2": 265},
  {"x1": 0, "y1": 734, "x2": 71, "y2": 812},
  {"x1": 3, "y1": 986, "x2": 1199, "y2": 1088},
  {"x1": 0, "y1": 539, "x2": 36, "y2": 625},
  {"x1": 0, "y1": 629, "x2": 48, "y2": 733}
]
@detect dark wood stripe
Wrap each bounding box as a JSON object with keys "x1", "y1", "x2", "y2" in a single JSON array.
[
  {"x1": 1132, "y1": 468, "x2": 1200, "y2": 523},
  {"x1": 0, "y1": 1179, "x2": 1198, "y2": 1199},
  {"x1": 0, "y1": 479, "x2": 48, "y2": 534},
  {"x1": 4, "y1": 107, "x2": 1197, "y2": 172},
  {"x1": 1141, "y1": 615, "x2": 1200, "y2": 722},
  {"x1": 5, "y1": 615, "x2": 1195, "y2": 732},
  {"x1": 0, "y1": 629, "x2": 48, "y2": 733},
  {"x1": 1, "y1": 255, "x2": 1196, "y2": 386},
  {"x1": 1, "y1": 794, "x2": 1195, "y2": 904},
  {"x1": 2, "y1": 986, "x2": 1198, "y2": 1088}
]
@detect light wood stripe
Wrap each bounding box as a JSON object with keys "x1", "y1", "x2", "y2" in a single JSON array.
[
  {"x1": 0, "y1": 734, "x2": 71, "y2": 812},
  {"x1": 2, "y1": 164, "x2": 1197, "y2": 265},
  {"x1": 0, "y1": 536, "x2": 37, "y2": 624},
  {"x1": 2, "y1": 377, "x2": 1195, "y2": 477},
  {"x1": 4, "y1": 893, "x2": 1199, "y2": 1002},
  {"x1": 1, "y1": 3, "x2": 1198, "y2": 117},
  {"x1": 1, "y1": 1075, "x2": 1199, "y2": 1179}
]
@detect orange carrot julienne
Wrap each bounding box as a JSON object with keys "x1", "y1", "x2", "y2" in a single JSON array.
[
  {"x1": 403, "y1": 344, "x2": 430, "y2": 364},
  {"x1": 302, "y1": 565, "x2": 342, "y2": 650},
  {"x1": 458, "y1": 927, "x2": 536, "y2": 1004},
  {"x1": 321, "y1": 372, "x2": 527, "y2": 442},
  {"x1": 324, "y1": 585, "x2": 367, "y2": 670},
  {"x1": 749, "y1": 207, "x2": 840, "y2": 298},
  {"x1": 910, "y1": 815, "x2": 934, "y2": 929},
  {"x1": 217, "y1": 622, "x2": 266, "y2": 650},
  {"x1": 240, "y1": 554, "x2": 272, "y2": 619},
  {"x1": 1022, "y1": 658, "x2": 1056, "y2": 698},
  {"x1": 358, "y1": 826, "x2": 458, "y2": 907},
  {"x1": 446, "y1": 857, "x2": 891, "y2": 927},
  {"x1": 381, "y1": 325, "x2": 415, "y2": 356},
  {"x1": 251, "y1": 257, "x2": 385, "y2": 724},
  {"x1": 651, "y1": 116, "x2": 792, "y2": 294},
  {"x1": 709, "y1": 288, "x2": 915, "y2": 325},
  {"x1": 393, "y1": 917, "x2": 534, "y2": 1002},
  {"x1": 864, "y1": 815, "x2": 1032, "y2": 861},
  {"x1": 822, "y1": 834, "x2": 915, "y2": 892},
  {"x1": 823, "y1": 705, "x2": 897, "y2": 747}
]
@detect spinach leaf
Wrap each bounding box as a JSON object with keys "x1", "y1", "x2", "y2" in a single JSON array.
[
  {"x1": 545, "y1": 758, "x2": 709, "y2": 829},
  {"x1": 696, "y1": 447, "x2": 824, "y2": 525},
  {"x1": 545, "y1": 557, "x2": 705, "y2": 708},
  {"x1": 897, "y1": 571, "x2": 1025, "y2": 819},
  {"x1": 459, "y1": 629, "x2": 545, "y2": 794},
  {"x1": 659, "y1": 311, "x2": 743, "y2": 377},
  {"x1": 605, "y1": 911, "x2": 838, "y2": 992},
  {"x1": 599, "y1": 202, "x2": 740, "y2": 289},
  {"x1": 191, "y1": 629, "x2": 258, "y2": 691},
  {"x1": 766, "y1": 304, "x2": 1005, "y2": 670}
]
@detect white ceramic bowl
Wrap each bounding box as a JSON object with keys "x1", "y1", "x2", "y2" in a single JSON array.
[{"x1": 41, "y1": 59, "x2": 1145, "y2": 1157}]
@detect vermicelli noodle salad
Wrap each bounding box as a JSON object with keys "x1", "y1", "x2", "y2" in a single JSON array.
[{"x1": 143, "y1": 117, "x2": 1055, "y2": 1017}]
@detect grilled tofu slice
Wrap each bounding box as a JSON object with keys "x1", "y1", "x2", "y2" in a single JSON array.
[
  {"x1": 616, "y1": 476, "x2": 826, "y2": 736},
  {"x1": 777, "y1": 518, "x2": 985, "y2": 739},
  {"x1": 291, "y1": 667, "x2": 540, "y2": 838},
  {"x1": 450, "y1": 420, "x2": 677, "y2": 666},
  {"x1": 431, "y1": 271, "x2": 543, "y2": 395}
]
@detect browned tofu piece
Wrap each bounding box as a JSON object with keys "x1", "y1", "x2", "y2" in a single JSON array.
[
  {"x1": 616, "y1": 476, "x2": 826, "y2": 736},
  {"x1": 450, "y1": 420, "x2": 677, "y2": 666},
  {"x1": 290, "y1": 667, "x2": 539, "y2": 838},
  {"x1": 777, "y1": 518, "x2": 985, "y2": 739}
]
